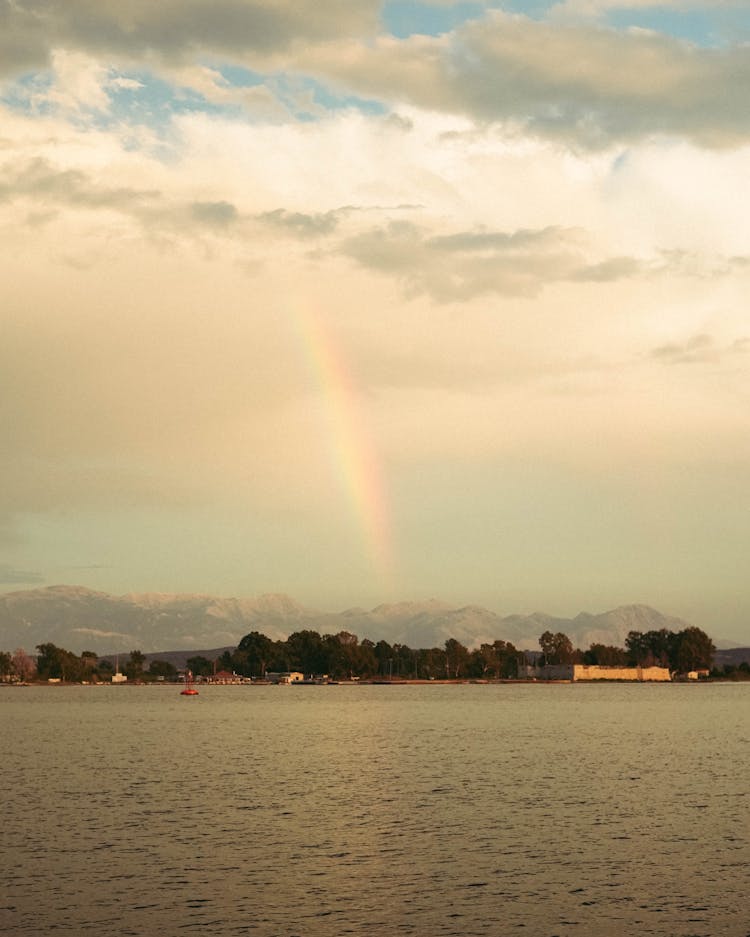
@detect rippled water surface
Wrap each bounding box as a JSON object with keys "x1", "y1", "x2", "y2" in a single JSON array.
[{"x1": 2, "y1": 683, "x2": 748, "y2": 935}]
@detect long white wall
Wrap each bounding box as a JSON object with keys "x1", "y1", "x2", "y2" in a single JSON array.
[{"x1": 536, "y1": 664, "x2": 671, "y2": 681}]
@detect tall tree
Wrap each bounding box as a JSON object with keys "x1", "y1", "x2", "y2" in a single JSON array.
[
  {"x1": 187, "y1": 655, "x2": 214, "y2": 677},
  {"x1": 585, "y1": 644, "x2": 628, "y2": 666},
  {"x1": 356, "y1": 639, "x2": 378, "y2": 678},
  {"x1": 322, "y1": 632, "x2": 363, "y2": 679},
  {"x1": 80, "y1": 651, "x2": 98, "y2": 676},
  {"x1": 493, "y1": 639, "x2": 520, "y2": 678},
  {"x1": 625, "y1": 631, "x2": 648, "y2": 665},
  {"x1": 539, "y1": 631, "x2": 574, "y2": 665},
  {"x1": 125, "y1": 649, "x2": 145, "y2": 680},
  {"x1": 645, "y1": 629, "x2": 673, "y2": 667},
  {"x1": 445, "y1": 638, "x2": 470, "y2": 678},
  {"x1": 149, "y1": 659, "x2": 177, "y2": 680},
  {"x1": 393, "y1": 643, "x2": 415, "y2": 678},
  {"x1": 36, "y1": 643, "x2": 81, "y2": 681},
  {"x1": 217, "y1": 650, "x2": 233, "y2": 671},
  {"x1": 286, "y1": 630, "x2": 328, "y2": 675},
  {"x1": 673, "y1": 627, "x2": 715, "y2": 672},
  {"x1": 419, "y1": 646, "x2": 446, "y2": 679},
  {"x1": 237, "y1": 631, "x2": 274, "y2": 677},
  {"x1": 373, "y1": 639, "x2": 394, "y2": 677}
]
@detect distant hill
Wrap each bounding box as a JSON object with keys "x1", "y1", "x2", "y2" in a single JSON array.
[
  {"x1": 0, "y1": 585, "x2": 310, "y2": 655},
  {"x1": 714, "y1": 647, "x2": 750, "y2": 668},
  {"x1": 0, "y1": 585, "x2": 714, "y2": 657}
]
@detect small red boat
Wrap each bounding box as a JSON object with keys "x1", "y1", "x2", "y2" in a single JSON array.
[{"x1": 180, "y1": 669, "x2": 199, "y2": 696}]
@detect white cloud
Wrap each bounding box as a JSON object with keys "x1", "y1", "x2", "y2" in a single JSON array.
[
  {"x1": 30, "y1": 50, "x2": 111, "y2": 114},
  {"x1": 107, "y1": 75, "x2": 144, "y2": 91}
]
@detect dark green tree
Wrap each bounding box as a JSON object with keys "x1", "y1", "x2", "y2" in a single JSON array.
[
  {"x1": 36, "y1": 643, "x2": 82, "y2": 681},
  {"x1": 584, "y1": 644, "x2": 629, "y2": 666},
  {"x1": 285, "y1": 630, "x2": 328, "y2": 675},
  {"x1": 187, "y1": 655, "x2": 214, "y2": 677},
  {"x1": 36, "y1": 642, "x2": 62, "y2": 679},
  {"x1": 445, "y1": 638, "x2": 470, "y2": 678},
  {"x1": 322, "y1": 632, "x2": 365, "y2": 679},
  {"x1": 373, "y1": 639, "x2": 394, "y2": 677},
  {"x1": 149, "y1": 659, "x2": 177, "y2": 680},
  {"x1": 489, "y1": 639, "x2": 519, "y2": 678},
  {"x1": 392, "y1": 642, "x2": 416, "y2": 678},
  {"x1": 468, "y1": 645, "x2": 493, "y2": 678},
  {"x1": 672, "y1": 626, "x2": 715, "y2": 672},
  {"x1": 125, "y1": 649, "x2": 146, "y2": 680},
  {"x1": 418, "y1": 646, "x2": 447, "y2": 679},
  {"x1": 80, "y1": 651, "x2": 98, "y2": 677},
  {"x1": 467, "y1": 640, "x2": 519, "y2": 679},
  {"x1": 355, "y1": 639, "x2": 378, "y2": 677},
  {"x1": 626, "y1": 629, "x2": 672, "y2": 667},
  {"x1": 539, "y1": 631, "x2": 574, "y2": 665},
  {"x1": 625, "y1": 630, "x2": 647, "y2": 665},
  {"x1": 236, "y1": 631, "x2": 274, "y2": 677},
  {"x1": 646, "y1": 629, "x2": 673, "y2": 667},
  {"x1": 216, "y1": 650, "x2": 233, "y2": 671}
]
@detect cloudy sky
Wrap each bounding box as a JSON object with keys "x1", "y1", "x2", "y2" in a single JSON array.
[{"x1": 2, "y1": 0, "x2": 749, "y2": 641}]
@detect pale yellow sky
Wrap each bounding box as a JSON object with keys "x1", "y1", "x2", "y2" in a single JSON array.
[{"x1": 2, "y1": 1, "x2": 750, "y2": 642}]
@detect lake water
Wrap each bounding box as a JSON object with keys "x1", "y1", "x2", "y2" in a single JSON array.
[{"x1": 1, "y1": 683, "x2": 748, "y2": 936}]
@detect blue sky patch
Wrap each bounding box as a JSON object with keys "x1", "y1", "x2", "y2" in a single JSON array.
[
  {"x1": 0, "y1": 64, "x2": 385, "y2": 136},
  {"x1": 382, "y1": 1, "x2": 488, "y2": 38},
  {"x1": 287, "y1": 76, "x2": 387, "y2": 118},
  {"x1": 107, "y1": 72, "x2": 226, "y2": 125},
  {"x1": 604, "y1": 7, "x2": 738, "y2": 47},
  {"x1": 213, "y1": 63, "x2": 266, "y2": 88},
  {"x1": 381, "y1": 1, "x2": 747, "y2": 45},
  {"x1": 496, "y1": 0, "x2": 556, "y2": 19}
]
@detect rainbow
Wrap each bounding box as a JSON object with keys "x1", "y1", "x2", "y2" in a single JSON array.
[{"x1": 292, "y1": 303, "x2": 394, "y2": 589}]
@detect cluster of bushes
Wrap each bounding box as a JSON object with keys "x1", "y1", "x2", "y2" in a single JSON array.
[{"x1": 711, "y1": 663, "x2": 750, "y2": 681}]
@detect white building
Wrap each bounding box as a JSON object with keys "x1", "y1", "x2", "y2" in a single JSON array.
[
  {"x1": 526, "y1": 664, "x2": 671, "y2": 682},
  {"x1": 264, "y1": 671, "x2": 304, "y2": 684}
]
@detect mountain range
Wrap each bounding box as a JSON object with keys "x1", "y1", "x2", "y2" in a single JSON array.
[{"x1": 0, "y1": 584, "x2": 707, "y2": 657}]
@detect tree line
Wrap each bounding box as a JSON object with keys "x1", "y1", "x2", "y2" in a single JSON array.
[
  {"x1": 0, "y1": 634, "x2": 521, "y2": 682},
  {"x1": 195, "y1": 631, "x2": 521, "y2": 681},
  {"x1": 538, "y1": 625, "x2": 715, "y2": 673},
  {"x1": 0, "y1": 622, "x2": 721, "y2": 684},
  {"x1": 0, "y1": 645, "x2": 178, "y2": 683}
]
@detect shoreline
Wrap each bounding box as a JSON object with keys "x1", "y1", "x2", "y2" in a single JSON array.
[{"x1": 3, "y1": 677, "x2": 738, "y2": 688}]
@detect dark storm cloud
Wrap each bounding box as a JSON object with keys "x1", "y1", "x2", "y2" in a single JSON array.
[
  {"x1": 0, "y1": 0, "x2": 380, "y2": 75},
  {"x1": 342, "y1": 220, "x2": 645, "y2": 301},
  {"x1": 257, "y1": 207, "x2": 341, "y2": 238},
  {"x1": 0, "y1": 158, "x2": 160, "y2": 210},
  {"x1": 571, "y1": 257, "x2": 643, "y2": 281},
  {"x1": 650, "y1": 333, "x2": 750, "y2": 365},
  {"x1": 303, "y1": 11, "x2": 750, "y2": 147},
  {"x1": 190, "y1": 200, "x2": 238, "y2": 226}
]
